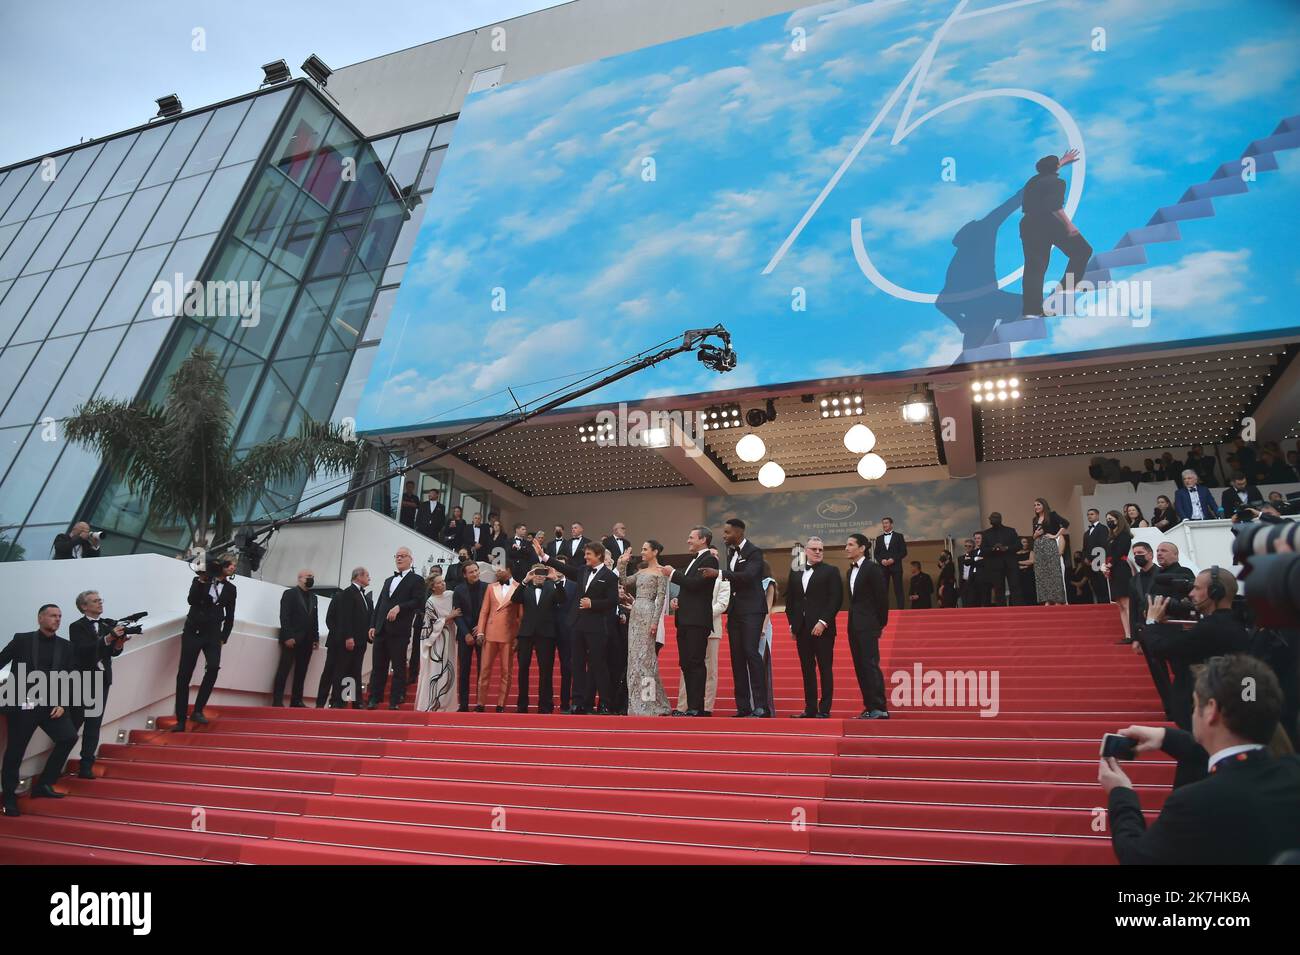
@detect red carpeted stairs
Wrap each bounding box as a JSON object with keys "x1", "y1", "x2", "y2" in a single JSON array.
[{"x1": 0, "y1": 604, "x2": 1173, "y2": 864}]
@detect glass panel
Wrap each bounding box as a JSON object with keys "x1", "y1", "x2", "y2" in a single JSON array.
[
  {"x1": 9, "y1": 263, "x2": 89, "y2": 345},
  {"x1": 0, "y1": 274, "x2": 44, "y2": 344},
  {"x1": 137, "y1": 234, "x2": 217, "y2": 321},
  {"x1": 27, "y1": 438, "x2": 103, "y2": 525},
  {"x1": 222, "y1": 87, "x2": 292, "y2": 167},
  {"x1": 361, "y1": 287, "x2": 395, "y2": 343},
  {"x1": 237, "y1": 356, "x2": 309, "y2": 446},
  {"x1": 59, "y1": 193, "x2": 128, "y2": 266},
  {"x1": 50, "y1": 253, "x2": 127, "y2": 337},
  {"x1": 307, "y1": 209, "x2": 366, "y2": 279},
  {"x1": 385, "y1": 200, "x2": 427, "y2": 266},
  {"x1": 181, "y1": 160, "x2": 254, "y2": 238},
  {"x1": 333, "y1": 344, "x2": 377, "y2": 420},
  {"x1": 0, "y1": 214, "x2": 55, "y2": 281},
  {"x1": 431, "y1": 121, "x2": 456, "y2": 149},
  {"x1": 39, "y1": 325, "x2": 124, "y2": 421},
  {"x1": 140, "y1": 113, "x2": 210, "y2": 188},
  {"x1": 233, "y1": 169, "x2": 297, "y2": 259},
  {"x1": 357, "y1": 201, "x2": 404, "y2": 272},
  {"x1": 10, "y1": 523, "x2": 65, "y2": 561},
  {"x1": 337, "y1": 146, "x2": 389, "y2": 213},
  {"x1": 327, "y1": 272, "x2": 374, "y2": 351},
  {"x1": 380, "y1": 263, "x2": 406, "y2": 287},
  {"x1": 68, "y1": 135, "x2": 134, "y2": 208},
  {"x1": 21, "y1": 203, "x2": 91, "y2": 274},
  {"x1": 102, "y1": 126, "x2": 171, "y2": 198},
  {"x1": 0, "y1": 164, "x2": 37, "y2": 221},
  {"x1": 417, "y1": 147, "x2": 446, "y2": 192},
  {"x1": 0, "y1": 223, "x2": 20, "y2": 262},
  {"x1": 98, "y1": 183, "x2": 167, "y2": 256},
  {"x1": 272, "y1": 97, "x2": 334, "y2": 186},
  {"x1": 0, "y1": 343, "x2": 41, "y2": 415},
  {"x1": 90, "y1": 480, "x2": 150, "y2": 539},
  {"x1": 0, "y1": 334, "x2": 80, "y2": 427},
  {"x1": 32, "y1": 145, "x2": 102, "y2": 217},
  {"x1": 221, "y1": 361, "x2": 262, "y2": 423},
  {"x1": 179, "y1": 101, "x2": 251, "y2": 178},
  {"x1": 91, "y1": 317, "x2": 169, "y2": 403},
  {"x1": 228, "y1": 261, "x2": 295, "y2": 356},
  {"x1": 275, "y1": 276, "x2": 339, "y2": 359},
  {"x1": 385, "y1": 127, "x2": 434, "y2": 190},
  {"x1": 268, "y1": 189, "x2": 328, "y2": 278},
  {"x1": 0, "y1": 425, "x2": 31, "y2": 511},
  {"x1": 0, "y1": 424, "x2": 71, "y2": 529},
  {"x1": 91, "y1": 245, "x2": 169, "y2": 329},
  {"x1": 298, "y1": 349, "x2": 351, "y2": 421},
  {"x1": 0, "y1": 163, "x2": 55, "y2": 226},
  {"x1": 369, "y1": 135, "x2": 400, "y2": 169},
  {"x1": 137, "y1": 173, "x2": 209, "y2": 249}
]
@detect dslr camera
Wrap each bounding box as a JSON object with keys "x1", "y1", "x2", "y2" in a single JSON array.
[
  {"x1": 113, "y1": 610, "x2": 149, "y2": 638},
  {"x1": 1152, "y1": 572, "x2": 1198, "y2": 621},
  {"x1": 1232, "y1": 519, "x2": 1300, "y2": 628}
]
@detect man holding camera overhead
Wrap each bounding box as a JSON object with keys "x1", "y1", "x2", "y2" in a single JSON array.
[
  {"x1": 52, "y1": 522, "x2": 103, "y2": 560},
  {"x1": 173, "y1": 556, "x2": 237, "y2": 731}
]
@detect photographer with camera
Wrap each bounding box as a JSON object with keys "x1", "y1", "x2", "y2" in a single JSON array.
[
  {"x1": 1098, "y1": 654, "x2": 1300, "y2": 864},
  {"x1": 1129, "y1": 542, "x2": 1196, "y2": 717},
  {"x1": 51, "y1": 521, "x2": 103, "y2": 560},
  {"x1": 172, "y1": 555, "x2": 237, "y2": 731},
  {"x1": 1142, "y1": 567, "x2": 1250, "y2": 733},
  {"x1": 1221, "y1": 472, "x2": 1263, "y2": 522},
  {"x1": 68, "y1": 591, "x2": 141, "y2": 778}
]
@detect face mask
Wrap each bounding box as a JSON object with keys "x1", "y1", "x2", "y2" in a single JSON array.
[
  {"x1": 304, "y1": 576, "x2": 315, "y2": 588},
  {"x1": 1107, "y1": 520, "x2": 1117, "y2": 528},
  {"x1": 1133, "y1": 554, "x2": 1149, "y2": 568}
]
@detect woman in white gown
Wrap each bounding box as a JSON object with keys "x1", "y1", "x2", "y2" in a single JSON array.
[
  {"x1": 619, "y1": 541, "x2": 671, "y2": 716},
  {"x1": 416, "y1": 575, "x2": 460, "y2": 712}
]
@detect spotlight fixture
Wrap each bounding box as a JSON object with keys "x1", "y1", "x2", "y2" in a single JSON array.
[
  {"x1": 901, "y1": 387, "x2": 931, "y2": 423},
  {"x1": 155, "y1": 94, "x2": 183, "y2": 118},
  {"x1": 745, "y1": 397, "x2": 777, "y2": 428},
  {"x1": 735, "y1": 432, "x2": 766, "y2": 462},
  {"x1": 757, "y1": 461, "x2": 786, "y2": 488},
  {"x1": 818, "y1": 392, "x2": 864, "y2": 418},
  {"x1": 844, "y1": 423, "x2": 876, "y2": 455},
  {"x1": 699, "y1": 403, "x2": 741, "y2": 431},
  {"x1": 301, "y1": 54, "x2": 333, "y2": 87},
  {"x1": 577, "y1": 420, "x2": 615, "y2": 444},
  {"x1": 261, "y1": 59, "x2": 291, "y2": 85},
  {"x1": 970, "y1": 376, "x2": 1025, "y2": 404},
  {"x1": 857, "y1": 452, "x2": 887, "y2": 481}
]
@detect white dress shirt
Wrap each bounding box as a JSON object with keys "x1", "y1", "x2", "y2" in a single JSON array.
[
  {"x1": 1208, "y1": 743, "x2": 1263, "y2": 772},
  {"x1": 388, "y1": 568, "x2": 408, "y2": 595}
]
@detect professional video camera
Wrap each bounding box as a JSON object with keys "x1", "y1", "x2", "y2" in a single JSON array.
[
  {"x1": 113, "y1": 610, "x2": 149, "y2": 638},
  {"x1": 1152, "y1": 572, "x2": 1198, "y2": 621},
  {"x1": 1232, "y1": 518, "x2": 1300, "y2": 628}
]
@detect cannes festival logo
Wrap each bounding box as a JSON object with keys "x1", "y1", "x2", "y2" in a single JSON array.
[{"x1": 816, "y1": 497, "x2": 857, "y2": 521}]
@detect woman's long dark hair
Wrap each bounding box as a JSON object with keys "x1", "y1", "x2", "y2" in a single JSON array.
[
  {"x1": 1106, "y1": 509, "x2": 1130, "y2": 538},
  {"x1": 1032, "y1": 497, "x2": 1052, "y2": 527},
  {"x1": 638, "y1": 539, "x2": 663, "y2": 570}
]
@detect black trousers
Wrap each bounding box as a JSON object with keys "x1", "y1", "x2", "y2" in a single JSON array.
[
  {"x1": 881, "y1": 565, "x2": 905, "y2": 609},
  {"x1": 516, "y1": 636, "x2": 557, "y2": 713},
  {"x1": 70, "y1": 678, "x2": 111, "y2": 763},
  {"x1": 607, "y1": 616, "x2": 628, "y2": 713},
  {"x1": 317, "y1": 643, "x2": 364, "y2": 707},
  {"x1": 1089, "y1": 570, "x2": 1112, "y2": 603},
  {"x1": 457, "y1": 634, "x2": 482, "y2": 708},
  {"x1": 1020, "y1": 216, "x2": 1093, "y2": 315},
  {"x1": 272, "y1": 639, "x2": 314, "y2": 706},
  {"x1": 793, "y1": 626, "x2": 834, "y2": 716},
  {"x1": 1136, "y1": 631, "x2": 1176, "y2": 721},
  {"x1": 982, "y1": 559, "x2": 1020, "y2": 605},
  {"x1": 727, "y1": 612, "x2": 767, "y2": 715},
  {"x1": 675, "y1": 623, "x2": 710, "y2": 714},
  {"x1": 848, "y1": 627, "x2": 886, "y2": 712},
  {"x1": 3, "y1": 708, "x2": 77, "y2": 796},
  {"x1": 555, "y1": 629, "x2": 573, "y2": 710},
  {"x1": 175, "y1": 629, "x2": 223, "y2": 726},
  {"x1": 368, "y1": 626, "x2": 409, "y2": 704},
  {"x1": 571, "y1": 626, "x2": 610, "y2": 713},
  {"x1": 960, "y1": 579, "x2": 982, "y2": 607}
]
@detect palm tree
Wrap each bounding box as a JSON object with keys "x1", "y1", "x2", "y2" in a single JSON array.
[{"x1": 64, "y1": 347, "x2": 370, "y2": 553}]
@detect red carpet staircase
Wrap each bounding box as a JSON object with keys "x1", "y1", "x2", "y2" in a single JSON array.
[{"x1": 1, "y1": 604, "x2": 1172, "y2": 864}]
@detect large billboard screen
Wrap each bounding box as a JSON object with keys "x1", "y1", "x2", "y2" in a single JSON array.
[{"x1": 357, "y1": 0, "x2": 1300, "y2": 434}]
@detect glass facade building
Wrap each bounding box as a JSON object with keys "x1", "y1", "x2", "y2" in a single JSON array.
[{"x1": 0, "y1": 80, "x2": 454, "y2": 559}]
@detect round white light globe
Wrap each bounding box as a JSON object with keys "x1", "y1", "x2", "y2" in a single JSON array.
[
  {"x1": 757, "y1": 461, "x2": 786, "y2": 488},
  {"x1": 735, "y1": 432, "x2": 766, "y2": 463},
  {"x1": 857, "y1": 452, "x2": 887, "y2": 481},
  {"x1": 844, "y1": 423, "x2": 876, "y2": 454}
]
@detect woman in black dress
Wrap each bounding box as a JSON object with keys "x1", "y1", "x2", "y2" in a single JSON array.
[
  {"x1": 1030, "y1": 498, "x2": 1069, "y2": 604},
  {"x1": 1102, "y1": 509, "x2": 1134, "y2": 642},
  {"x1": 1123, "y1": 503, "x2": 1149, "y2": 529},
  {"x1": 1150, "y1": 494, "x2": 1180, "y2": 533},
  {"x1": 936, "y1": 551, "x2": 959, "y2": 608},
  {"x1": 1015, "y1": 536, "x2": 1037, "y2": 606},
  {"x1": 1068, "y1": 552, "x2": 1093, "y2": 604}
]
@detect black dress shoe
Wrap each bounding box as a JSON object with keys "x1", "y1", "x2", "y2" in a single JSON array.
[
  {"x1": 474, "y1": 704, "x2": 485, "y2": 713},
  {"x1": 2, "y1": 799, "x2": 19, "y2": 817},
  {"x1": 77, "y1": 764, "x2": 96, "y2": 779},
  {"x1": 560, "y1": 707, "x2": 571, "y2": 714},
  {"x1": 594, "y1": 706, "x2": 612, "y2": 715},
  {"x1": 457, "y1": 704, "x2": 469, "y2": 713},
  {"x1": 270, "y1": 701, "x2": 284, "y2": 707},
  {"x1": 169, "y1": 724, "x2": 186, "y2": 733},
  {"x1": 685, "y1": 709, "x2": 704, "y2": 717},
  {"x1": 669, "y1": 709, "x2": 684, "y2": 717},
  {"x1": 387, "y1": 702, "x2": 400, "y2": 710},
  {"x1": 792, "y1": 712, "x2": 815, "y2": 719},
  {"x1": 815, "y1": 713, "x2": 831, "y2": 719},
  {"x1": 495, "y1": 705, "x2": 505, "y2": 713},
  {"x1": 732, "y1": 712, "x2": 752, "y2": 718},
  {"x1": 702, "y1": 711, "x2": 712, "y2": 717},
  {"x1": 855, "y1": 709, "x2": 872, "y2": 720},
  {"x1": 191, "y1": 711, "x2": 209, "y2": 725},
  {"x1": 31, "y1": 784, "x2": 65, "y2": 799},
  {"x1": 867, "y1": 709, "x2": 890, "y2": 720},
  {"x1": 365, "y1": 699, "x2": 380, "y2": 710},
  {"x1": 751, "y1": 708, "x2": 769, "y2": 719},
  {"x1": 516, "y1": 705, "x2": 527, "y2": 713},
  {"x1": 570, "y1": 708, "x2": 588, "y2": 715},
  {"x1": 290, "y1": 701, "x2": 307, "y2": 708}
]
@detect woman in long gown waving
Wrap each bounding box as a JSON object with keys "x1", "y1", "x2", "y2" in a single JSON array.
[{"x1": 620, "y1": 541, "x2": 671, "y2": 716}]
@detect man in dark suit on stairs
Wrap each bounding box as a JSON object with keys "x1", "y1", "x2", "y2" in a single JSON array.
[
  {"x1": 872, "y1": 517, "x2": 908, "y2": 609},
  {"x1": 67, "y1": 590, "x2": 126, "y2": 777},
  {"x1": 174, "y1": 557, "x2": 237, "y2": 731},
  {"x1": 535, "y1": 538, "x2": 619, "y2": 714},
  {"x1": 368, "y1": 547, "x2": 426, "y2": 709},
  {"x1": 415, "y1": 489, "x2": 446, "y2": 542},
  {"x1": 274, "y1": 569, "x2": 319, "y2": 708},
  {"x1": 664, "y1": 525, "x2": 720, "y2": 717},
  {"x1": 320, "y1": 567, "x2": 372, "y2": 708},
  {"x1": 785, "y1": 536, "x2": 843, "y2": 718},
  {"x1": 1083, "y1": 508, "x2": 1111, "y2": 603},
  {"x1": 701, "y1": 518, "x2": 768, "y2": 718},
  {"x1": 511, "y1": 564, "x2": 566, "y2": 713},
  {"x1": 844, "y1": 533, "x2": 889, "y2": 719}
]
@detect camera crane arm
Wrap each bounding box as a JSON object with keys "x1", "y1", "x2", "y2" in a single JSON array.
[{"x1": 217, "y1": 325, "x2": 736, "y2": 556}]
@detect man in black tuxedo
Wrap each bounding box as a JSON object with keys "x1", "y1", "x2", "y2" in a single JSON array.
[
  {"x1": 51, "y1": 521, "x2": 102, "y2": 560},
  {"x1": 700, "y1": 518, "x2": 768, "y2": 718},
  {"x1": 68, "y1": 590, "x2": 126, "y2": 778},
  {"x1": 1220, "y1": 472, "x2": 1263, "y2": 521},
  {"x1": 1082, "y1": 508, "x2": 1111, "y2": 603},
  {"x1": 844, "y1": 533, "x2": 889, "y2": 719},
  {"x1": 548, "y1": 568, "x2": 578, "y2": 712},
  {"x1": 1130, "y1": 542, "x2": 1195, "y2": 715},
  {"x1": 367, "y1": 547, "x2": 426, "y2": 709},
  {"x1": 907, "y1": 561, "x2": 934, "y2": 609},
  {"x1": 442, "y1": 506, "x2": 470, "y2": 553},
  {"x1": 958, "y1": 537, "x2": 981, "y2": 607},
  {"x1": 562, "y1": 522, "x2": 591, "y2": 563},
  {"x1": 174, "y1": 557, "x2": 236, "y2": 731},
  {"x1": 507, "y1": 523, "x2": 534, "y2": 582},
  {"x1": 535, "y1": 538, "x2": 619, "y2": 714},
  {"x1": 785, "y1": 536, "x2": 843, "y2": 718},
  {"x1": 872, "y1": 517, "x2": 907, "y2": 609},
  {"x1": 319, "y1": 567, "x2": 372, "y2": 708},
  {"x1": 399, "y1": 480, "x2": 419, "y2": 529},
  {"x1": 452, "y1": 561, "x2": 488, "y2": 711},
  {"x1": 544, "y1": 525, "x2": 567, "y2": 560},
  {"x1": 1100, "y1": 654, "x2": 1300, "y2": 864},
  {"x1": 511, "y1": 564, "x2": 566, "y2": 713},
  {"x1": 979, "y1": 513, "x2": 1020, "y2": 605},
  {"x1": 467, "y1": 512, "x2": 492, "y2": 561},
  {"x1": 1142, "y1": 568, "x2": 1250, "y2": 730},
  {"x1": 415, "y1": 489, "x2": 445, "y2": 542},
  {"x1": 2, "y1": 604, "x2": 80, "y2": 814},
  {"x1": 602, "y1": 522, "x2": 632, "y2": 563},
  {"x1": 664, "y1": 525, "x2": 720, "y2": 717},
  {"x1": 273, "y1": 569, "x2": 319, "y2": 707}
]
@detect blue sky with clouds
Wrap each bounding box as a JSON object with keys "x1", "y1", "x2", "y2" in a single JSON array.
[{"x1": 353, "y1": 0, "x2": 1300, "y2": 433}]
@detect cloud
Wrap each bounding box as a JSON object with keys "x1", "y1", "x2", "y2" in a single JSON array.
[
  {"x1": 1154, "y1": 38, "x2": 1300, "y2": 106},
  {"x1": 860, "y1": 180, "x2": 1007, "y2": 247}
]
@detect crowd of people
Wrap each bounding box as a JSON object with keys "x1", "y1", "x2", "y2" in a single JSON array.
[{"x1": 1088, "y1": 438, "x2": 1300, "y2": 487}]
